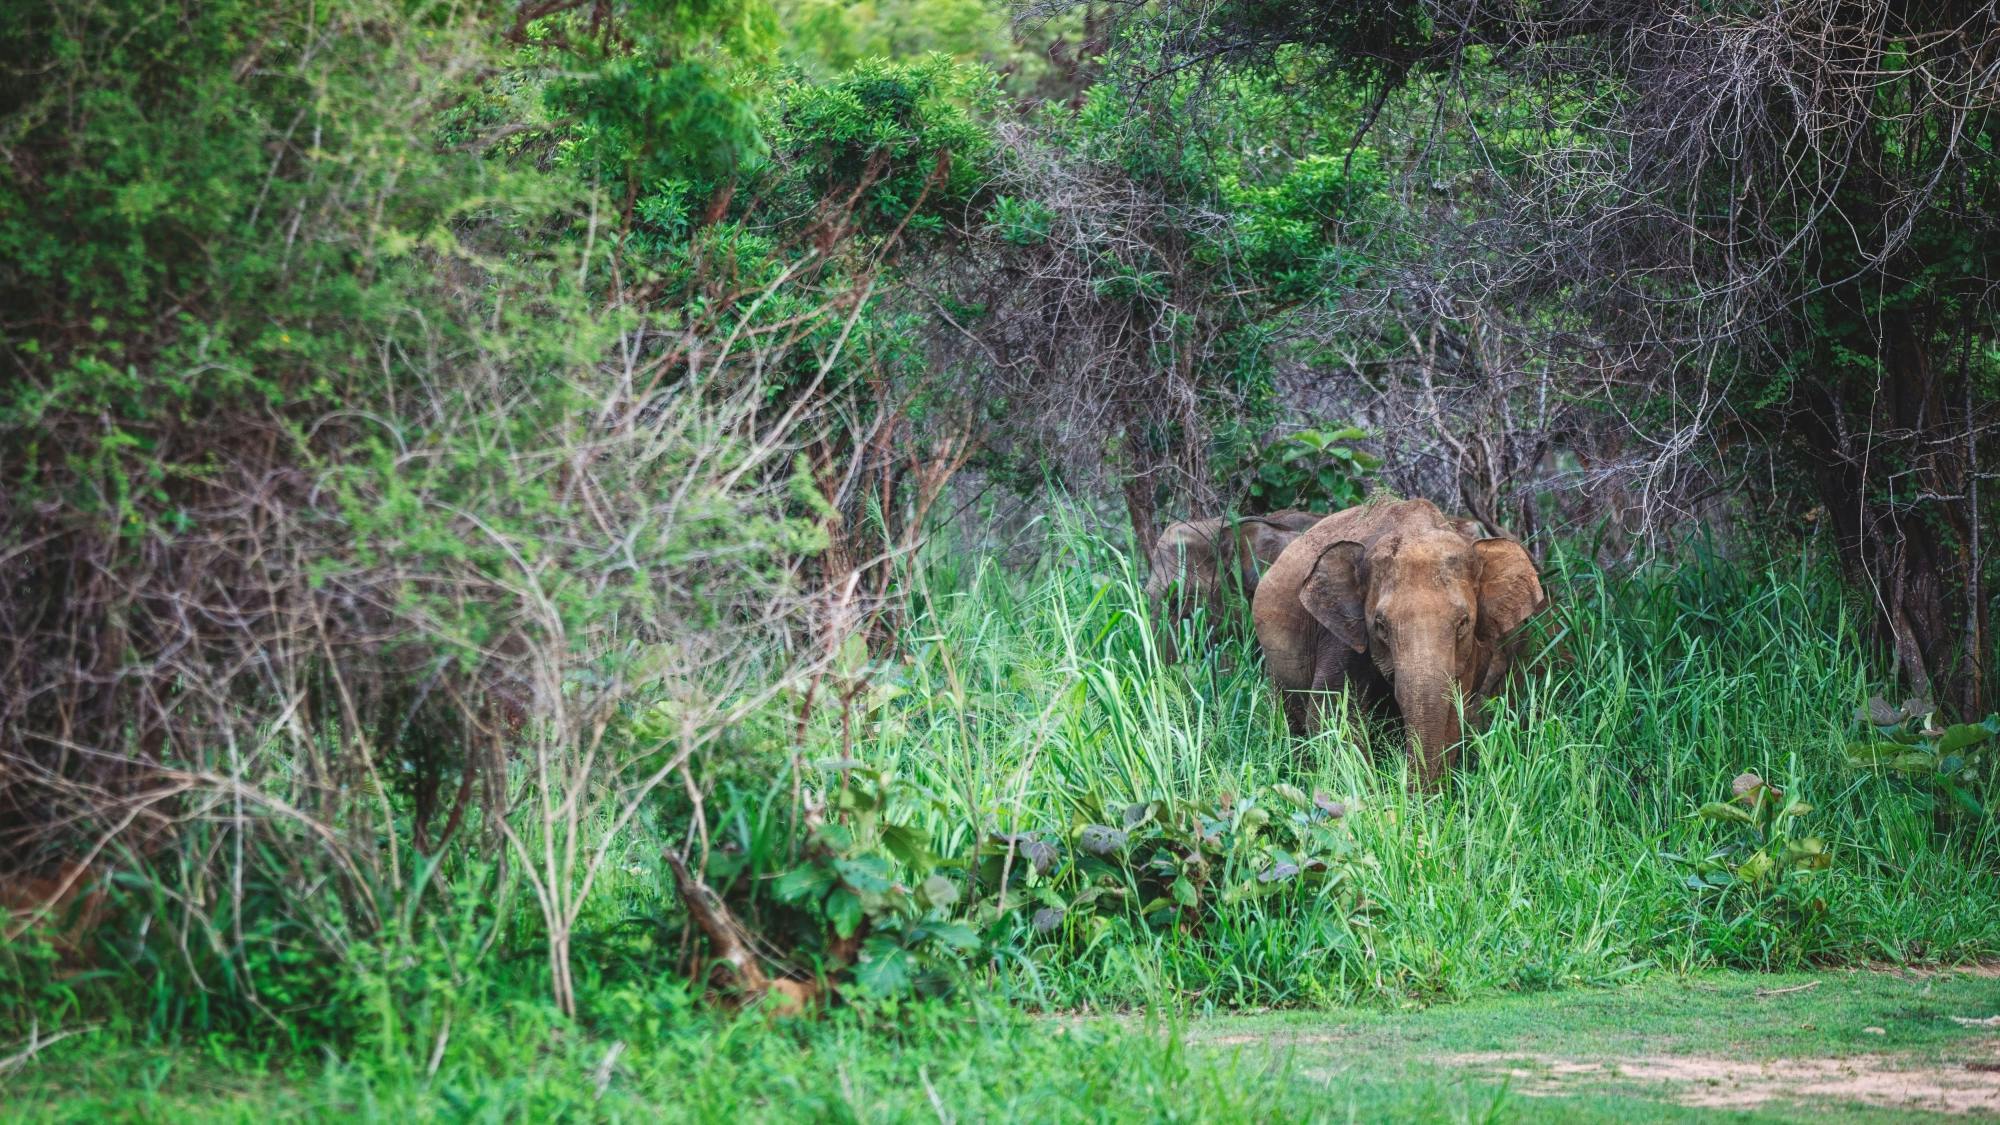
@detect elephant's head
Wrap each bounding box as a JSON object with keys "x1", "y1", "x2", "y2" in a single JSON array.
[
  {"x1": 1146, "y1": 517, "x2": 1306, "y2": 661},
  {"x1": 1299, "y1": 525, "x2": 1543, "y2": 783},
  {"x1": 1144, "y1": 521, "x2": 1221, "y2": 630}
]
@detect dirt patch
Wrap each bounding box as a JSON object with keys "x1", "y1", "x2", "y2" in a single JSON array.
[
  {"x1": 1434, "y1": 1049, "x2": 2000, "y2": 1115},
  {"x1": 1868, "y1": 960, "x2": 2000, "y2": 981}
]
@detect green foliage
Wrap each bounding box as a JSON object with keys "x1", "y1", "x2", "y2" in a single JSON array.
[
  {"x1": 986, "y1": 784, "x2": 1365, "y2": 936},
  {"x1": 1225, "y1": 425, "x2": 1381, "y2": 513},
  {"x1": 1845, "y1": 695, "x2": 2000, "y2": 823},
  {"x1": 984, "y1": 194, "x2": 1057, "y2": 246},
  {"x1": 10, "y1": 514, "x2": 2000, "y2": 1111},
  {"x1": 1665, "y1": 770, "x2": 1832, "y2": 956},
  {"x1": 817, "y1": 522, "x2": 1999, "y2": 999},
  {"x1": 1218, "y1": 152, "x2": 1385, "y2": 301},
  {"x1": 2, "y1": 1, "x2": 477, "y2": 434},
  {"x1": 23, "y1": 968, "x2": 2000, "y2": 1120},
  {"x1": 936, "y1": 63, "x2": 1394, "y2": 514},
  {"x1": 766, "y1": 55, "x2": 998, "y2": 238},
  {"x1": 5, "y1": 995, "x2": 1424, "y2": 1122},
  {"x1": 778, "y1": 0, "x2": 1012, "y2": 73},
  {"x1": 551, "y1": 55, "x2": 766, "y2": 189},
  {"x1": 767, "y1": 761, "x2": 982, "y2": 1000},
  {"x1": 718, "y1": 762, "x2": 1368, "y2": 1002}
]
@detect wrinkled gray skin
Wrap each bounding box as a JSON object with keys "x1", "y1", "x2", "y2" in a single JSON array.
[
  {"x1": 1253, "y1": 499, "x2": 1545, "y2": 787},
  {"x1": 1144, "y1": 510, "x2": 1323, "y2": 662}
]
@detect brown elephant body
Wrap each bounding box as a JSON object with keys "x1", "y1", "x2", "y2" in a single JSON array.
[
  {"x1": 1252, "y1": 498, "x2": 1545, "y2": 786},
  {"x1": 1144, "y1": 510, "x2": 1323, "y2": 661}
]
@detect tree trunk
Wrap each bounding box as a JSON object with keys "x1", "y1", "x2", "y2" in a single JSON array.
[{"x1": 1804, "y1": 311, "x2": 1985, "y2": 715}]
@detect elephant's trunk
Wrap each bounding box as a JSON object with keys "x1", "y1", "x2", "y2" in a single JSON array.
[{"x1": 1393, "y1": 651, "x2": 1462, "y2": 788}]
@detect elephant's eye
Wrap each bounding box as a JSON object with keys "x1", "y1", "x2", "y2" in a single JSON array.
[
  {"x1": 1456, "y1": 613, "x2": 1471, "y2": 636},
  {"x1": 1372, "y1": 614, "x2": 1389, "y2": 637}
]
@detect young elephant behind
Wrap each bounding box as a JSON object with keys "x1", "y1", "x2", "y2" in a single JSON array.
[
  {"x1": 1252, "y1": 498, "x2": 1544, "y2": 787},
  {"x1": 1144, "y1": 510, "x2": 1322, "y2": 661}
]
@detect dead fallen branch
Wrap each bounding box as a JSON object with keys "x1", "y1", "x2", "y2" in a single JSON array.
[{"x1": 663, "y1": 849, "x2": 816, "y2": 1016}]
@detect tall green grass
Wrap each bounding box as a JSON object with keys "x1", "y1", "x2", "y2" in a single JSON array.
[
  {"x1": 787, "y1": 517, "x2": 2000, "y2": 1010},
  {"x1": 11, "y1": 515, "x2": 1998, "y2": 1063}
]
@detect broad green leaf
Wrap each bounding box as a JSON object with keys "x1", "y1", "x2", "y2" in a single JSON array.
[
  {"x1": 826, "y1": 889, "x2": 864, "y2": 939},
  {"x1": 774, "y1": 863, "x2": 835, "y2": 903},
  {"x1": 1270, "y1": 783, "x2": 1310, "y2": 806},
  {"x1": 834, "y1": 856, "x2": 895, "y2": 895},
  {"x1": 1845, "y1": 741, "x2": 1908, "y2": 767},
  {"x1": 1735, "y1": 849, "x2": 1774, "y2": 884},
  {"x1": 916, "y1": 873, "x2": 959, "y2": 911},
  {"x1": 922, "y1": 920, "x2": 980, "y2": 949},
  {"x1": 852, "y1": 943, "x2": 913, "y2": 996},
  {"x1": 811, "y1": 821, "x2": 854, "y2": 854},
  {"x1": 1943, "y1": 781, "x2": 1987, "y2": 818},
  {"x1": 1935, "y1": 723, "x2": 1993, "y2": 754},
  {"x1": 834, "y1": 632, "x2": 870, "y2": 677},
  {"x1": 1698, "y1": 801, "x2": 1754, "y2": 825},
  {"x1": 1782, "y1": 838, "x2": 1829, "y2": 869},
  {"x1": 1890, "y1": 751, "x2": 1938, "y2": 774},
  {"x1": 882, "y1": 824, "x2": 938, "y2": 872}
]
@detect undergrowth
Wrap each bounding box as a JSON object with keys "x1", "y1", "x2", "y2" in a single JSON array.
[
  {"x1": 5, "y1": 520, "x2": 1999, "y2": 1095},
  {"x1": 687, "y1": 517, "x2": 2000, "y2": 1011}
]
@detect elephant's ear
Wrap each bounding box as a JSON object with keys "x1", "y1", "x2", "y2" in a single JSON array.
[
  {"x1": 1473, "y1": 538, "x2": 1545, "y2": 644},
  {"x1": 1238, "y1": 519, "x2": 1299, "y2": 574},
  {"x1": 1300, "y1": 541, "x2": 1369, "y2": 654}
]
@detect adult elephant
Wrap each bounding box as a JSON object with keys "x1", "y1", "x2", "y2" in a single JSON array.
[
  {"x1": 1253, "y1": 498, "x2": 1544, "y2": 787},
  {"x1": 1144, "y1": 510, "x2": 1323, "y2": 661}
]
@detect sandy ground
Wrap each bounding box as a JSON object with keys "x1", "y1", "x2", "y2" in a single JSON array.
[
  {"x1": 1422, "y1": 1046, "x2": 2000, "y2": 1115},
  {"x1": 1183, "y1": 966, "x2": 2000, "y2": 1118}
]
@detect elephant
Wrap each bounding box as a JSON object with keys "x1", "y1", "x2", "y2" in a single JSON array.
[
  {"x1": 1143, "y1": 510, "x2": 1324, "y2": 661},
  {"x1": 1252, "y1": 498, "x2": 1545, "y2": 787}
]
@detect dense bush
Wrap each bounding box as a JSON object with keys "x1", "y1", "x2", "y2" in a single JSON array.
[{"x1": 0, "y1": 0, "x2": 862, "y2": 1021}]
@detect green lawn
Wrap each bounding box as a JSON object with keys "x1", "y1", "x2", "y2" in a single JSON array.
[
  {"x1": 8, "y1": 970, "x2": 1997, "y2": 1122},
  {"x1": 1185, "y1": 968, "x2": 2000, "y2": 1122}
]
